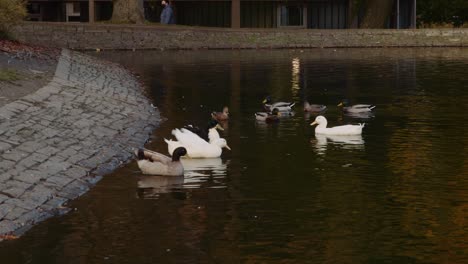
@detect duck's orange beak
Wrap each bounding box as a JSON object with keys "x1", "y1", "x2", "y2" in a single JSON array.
[{"x1": 310, "y1": 121, "x2": 318, "y2": 126}]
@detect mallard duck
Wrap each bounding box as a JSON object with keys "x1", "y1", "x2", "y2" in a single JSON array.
[
  {"x1": 263, "y1": 96, "x2": 295, "y2": 112},
  {"x1": 338, "y1": 100, "x2": 375, "y2": 113},
  {"x1": 304, "y1": 101, "x2": 327, "y2": 112},
  {"x1": 310, "y1": 116, "x2": 364, "y2": 135},
  {"x1": 183, "y1": 119, "x2": 223, "y2": 143},
  {"x1": 135, "y1": 147, "x2": 187, "y2": 176},
  {"x1": 211, "y1": 106, "x2": 229, "y2": 121},
  {"x1": 165, "y1": 128, "x2": 231, "y2": 158},
  {"x1": 255, "y1": 108, "x2": 280, "y2": 123}
]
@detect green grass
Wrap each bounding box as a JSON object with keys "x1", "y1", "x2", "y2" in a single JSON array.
[{"x1": 0, "y1": 69, "x2": 21, "y2": 82}]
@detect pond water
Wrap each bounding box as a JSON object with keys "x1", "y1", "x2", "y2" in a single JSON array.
[{"x1": 1, "y1": 48, "x2": 468, "y2": 263}]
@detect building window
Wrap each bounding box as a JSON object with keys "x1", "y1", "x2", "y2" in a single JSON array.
[
  {"x1": 279, "y1": 5, "x2": 304, "y2": 27},
  {"x1": 73, "y1": 2, "x2": 81, "y2": 13},
  {"x1": 26, "y1": 3, "x2": 41, "y2": 21},
  {"x1": 27, "y1": 3, "x2": 41, "y2": 14}
]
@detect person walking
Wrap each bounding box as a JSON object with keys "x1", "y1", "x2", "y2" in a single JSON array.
[{"x1": 160, "y1": 0, "x2": 175, "y2": 24}]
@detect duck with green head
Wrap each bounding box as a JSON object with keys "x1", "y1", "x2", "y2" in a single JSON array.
[
  {"x1": 135, "y1": 147, "x2": 187, "y2": 176},
  {"x1": 263, "y1": 96, "x2": 295, "y2": 112},
  {"x1": 338, "y1": 99, "x2": 375, "y2": 113}
]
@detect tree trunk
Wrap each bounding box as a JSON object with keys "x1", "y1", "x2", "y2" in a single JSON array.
[
  {"x1": 111, "y1": 0, "x2": 145, "y2": 24},
  {"x1": 360, "y1": 0, "x2": 394, "y2": 28}
]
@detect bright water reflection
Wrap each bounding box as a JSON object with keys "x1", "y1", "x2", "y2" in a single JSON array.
[
  {"x1": 313, "y1": 134, "x2": 365, "y2": 155},
  {"x1": 1, "y1": 48, "x2": 467, "y2": 264}
]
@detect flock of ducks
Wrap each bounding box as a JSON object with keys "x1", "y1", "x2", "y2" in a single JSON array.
[{"x1": 136, "y1": 96, "x2": 376, "y2": 176}]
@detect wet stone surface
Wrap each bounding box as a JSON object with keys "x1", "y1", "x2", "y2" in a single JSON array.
[{"x1": 0, "y1": 50, "x2": 160, "y2": 238}]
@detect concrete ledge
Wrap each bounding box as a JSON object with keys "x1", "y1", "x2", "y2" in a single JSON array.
[
  {"x1": 0, "y1": 49, "x2": 160, "y2": 238},
  {"x1": 10, "y1": 22, "x2": 468, "y2": 50}
]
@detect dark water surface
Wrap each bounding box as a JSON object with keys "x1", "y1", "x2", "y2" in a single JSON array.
[{"x1": 1, "y1": 48, "x2": 468, "y2": 263}]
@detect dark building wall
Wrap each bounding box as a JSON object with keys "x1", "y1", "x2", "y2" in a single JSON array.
[
  {"x1": 27, "y1": 1, "x2": 112, "y2": 22},
  {"x1": 96, "y1": 1, "x2": 113, "y2": 21},
  {"x1": 241, "y1": 1, "x2": 278, "y2": 28},
  {"x1": 176, "y1": 1, "x2": 231, "y2": 27},
  {"x1": 388, "y1": 0, "x2": 414, "y2": 28},
  {"x1": 34, "y1": 2, "x2": 63, "y2": 22},
  {"x1": 307, "y1": 0, "x2": 348, "y2": 29},
  {"x1": 144, "y1": 1, "x2": 163, "y2": 23}
]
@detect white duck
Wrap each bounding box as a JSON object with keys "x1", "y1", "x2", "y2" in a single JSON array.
[
  {"x1": 263, "y1": 96, "x2": 295, "y2": 112},
  {"x1": 310, "y1": 116, "x2": 364, "y2": 135},
  {"x1": 135, "y1": 147, "x2": 187, "y2": 176},
  {"x1": 165, "y1": 128, "x2": 231, "y2": 158},
  {"x1": 183, "y1": 119, "x2": 223, "y2": 143},
  {"x1": 338, "y1": 100, "x2": 375, "y2": 113}
]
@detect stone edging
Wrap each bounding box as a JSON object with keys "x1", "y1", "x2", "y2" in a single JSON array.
[
  {"x1": 0, "y1": 49, "x2": 160, "y2": 238},
  {"x1": 10, "y1": 22, "x2": 468, "y2": 50}
]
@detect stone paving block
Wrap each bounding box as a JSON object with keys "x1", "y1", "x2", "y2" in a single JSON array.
[
  {"x1": 56, "y1": 148, "x2": 78, "y2": 159},
  {"x1": 0, "y1": 141, "x2": 12, "y2": 152},
  {"x1": 36, "y1": 146, "x2": 60, "y2": 156},
  {"x1": 66, "y1": 153, "x2": 88, "y2": 164},
  {"x1": 17, "y1": 209, "x2": 53, "y2": 228},
  {"x1": 19, "y1": 184, "x2": 54, "y2": 209},
  {"x1": 4, "y1": 206, "x2": 28, "y2": 221},
  {"x1": 0, "y1": 160, "x2": 15, "y2": 171},
  {"x1": 16, "y1": 141, "x2": 47, "y2": 153},
  {"x1": 2, "y1": 150, "x2": 30, "y2": 162},
  {"x1": 15, "y1": 156, "x2": 39, "y2": 170},
  {"x1": 0, "y1": 220, "x2": 19, "y2": 235},
  {"x1": 64, "y1": 166, "x2": 87, "y2": 179},
  {"x1": 0, "y1": 194, "x2": 7, "y2": 204},
  {"x1": 45, "y1": 174, "x2": 75, "y2": 188},
  {"x1": 40, "y1": 196, "x2": 67, "y2": 212},
  {"x1": 0, "y1": 170, "x2": 18, "y2": 182},
  {"x1": 59, "y1": 179, "x2": 90, "y2": 200},
  {"x1": 14, "y1": 170, "x2": 43, "y2": 184},
  {"x1": 38, "y1": 159, "x2": 71, "y2": 175},
  {"x1": 29, "y1": 152, "x2": 50, "y2": 163},
  {"x1": 0, "y1": 203, "x2": 15, "y2": 219}
]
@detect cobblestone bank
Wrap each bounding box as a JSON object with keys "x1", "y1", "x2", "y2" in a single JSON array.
[
  {"x1": 0, "y1": 49, "x2": 160, "y2": 238},
  {"x1": 10, "y1": 22, "x2": 468, "y2": 50}
]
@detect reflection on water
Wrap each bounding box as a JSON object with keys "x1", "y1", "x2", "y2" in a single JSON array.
[
  {"x1": 313, "y1": 134, "x2": 365, "y2": 155},
  {"x1": 343, "y1": 111, "x2": 375, "y2": 119},
  {"x1": 137, "y1": 175, "x2": 184, "y2": 198},
  {"x1": 1, "y1": 48, "x2": 468, "y2": 264}
]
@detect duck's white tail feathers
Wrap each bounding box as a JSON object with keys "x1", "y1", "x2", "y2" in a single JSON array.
[
  {"x1": 359, "y1": 123, "x2": 366, "y2": 128},
  {"x1": 289, "y1": 102, "x2": 296, "y2": 108},
  {"x1": 369, "y1": 105, "x2": 376, "y2": 110}
]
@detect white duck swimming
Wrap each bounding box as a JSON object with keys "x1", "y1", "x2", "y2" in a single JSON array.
[
  {"x1": 338, "y1": 100, "x2": 375, "y2": 113},
  {"x1": 263, "y1": 96, "x2": 295, "y2": 112},
  {"x1": 165, "y1": 128, "x2": 231, "y2": 158},
  {"x1": 135, "y1": 147, "x2": 187, "y2": 176},
  {"x1": 310, "y1": 116, "x2": 364, "y2": 135}
]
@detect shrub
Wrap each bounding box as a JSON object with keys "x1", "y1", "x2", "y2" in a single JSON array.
[{"x1": 0, "y1": 0, "x2": 27, "y2": 39}]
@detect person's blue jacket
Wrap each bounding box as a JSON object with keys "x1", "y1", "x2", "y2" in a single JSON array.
[{"x1": 160, "y1": 5, "x2": 175, "y2": 24}]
